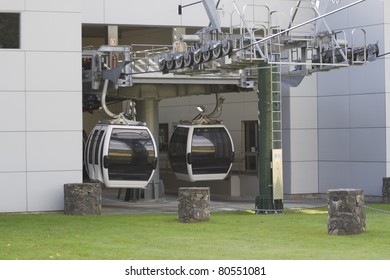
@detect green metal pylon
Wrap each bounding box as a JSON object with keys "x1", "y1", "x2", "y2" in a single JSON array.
[{"x1": 255, "y1": 62, "x2": 283, "y2": 214}]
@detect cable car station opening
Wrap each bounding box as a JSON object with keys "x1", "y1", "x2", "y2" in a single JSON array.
[{"x1": 81, "y1": 0, "x2": 380, "y2": 212}]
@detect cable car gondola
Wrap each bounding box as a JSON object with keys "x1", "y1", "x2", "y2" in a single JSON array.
[
  {"x1": 169, "y1": 123, "x2": 234, "y2": 182},
  {"x1": 84, "y1": 80, "x2": 158, "y2": 188},
  {"x1": 168, "y1": 95, "x2": 234, "y2": 182},
  {"x1": 85, "y1": 122, "x2": 157, "y2": 188}
]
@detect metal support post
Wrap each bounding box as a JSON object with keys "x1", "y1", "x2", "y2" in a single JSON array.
[
  {"x1": 255, "y1": 62, "x2": 283, "y2": 213},
  {"x1": 137, "y1": 99, "x2": 164, "y2": 200}
]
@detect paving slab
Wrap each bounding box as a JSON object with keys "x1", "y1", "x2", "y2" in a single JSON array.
[{"x1": 101, "y1": 188, "x2": 327, "y2": 215}]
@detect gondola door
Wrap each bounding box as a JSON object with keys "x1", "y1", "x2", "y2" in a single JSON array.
[
  {"x1": 85, "y1": 124, "x2": 107, "y2": 183},
  {"x1": 190, "y1": 125, "x2": 234, "y2": 181},
  {"x1": 169, "y1": 124, "x2": 234, "y2": 182},
  {"x1": 101, "y1": 125, "x2": 157, "y2": 188}
]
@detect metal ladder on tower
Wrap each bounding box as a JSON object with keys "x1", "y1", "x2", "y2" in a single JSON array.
[
  {"x1": 269, "y1": 27, "x2": 284, "y2": 209},
  {"x1": 269, "y1": 33, "x2": 282, "y2": 150}
]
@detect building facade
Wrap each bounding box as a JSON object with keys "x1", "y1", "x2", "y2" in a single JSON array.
[
  {"x1": 0, "y1": 0, "x2": 82, "y2": 212},
  {"x1": 0, "y1": 0, "x2": 388, "y2": 213}
]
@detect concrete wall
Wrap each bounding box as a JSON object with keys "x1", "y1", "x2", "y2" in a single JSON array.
[
  {"x1": 316, "y1": 0, "x2": 386, "y2": 196},
  {"x1": 0, "y1": 0, "x2": 82, "y2": 212},
  {"x1": 386, "y1": 1, "x2": 390, "y2": 178},
  {"x1": 283, "y1": 75, "x2": 319, "y2": 195}
]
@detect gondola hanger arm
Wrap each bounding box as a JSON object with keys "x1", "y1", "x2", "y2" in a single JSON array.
[
  {"x1": 192, "y1": 93, "x2": 224, "y2": 124},
  {"x1": 207, "y1": 94, "x2": 224, "y2": 119},
  {"x1": 100, "y1": 79, "x2": 119, "y2": 119},
  {"x1": 100, "y1": 79, "x2": 141, "y2": 125}
]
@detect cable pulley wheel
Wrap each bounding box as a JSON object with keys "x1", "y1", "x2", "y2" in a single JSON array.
[
  {"x1": 183, "y1": 52, "x2": 193, "y2": 67},
  {"x1": 212, "y1": 44, "x2": 222, "y2": 59},
  {"x1": 158, "y1": 59, "x2": 167, "y2": 71},
  {"x1": 222, "y1": 40, "x2": 233, "y2": 56},
  {"x1": 175, "y1": 55, "x2": 185, "y2": 69},
  {"x1": 193, "y1": 50, "x2": 203, "y2": 64}
]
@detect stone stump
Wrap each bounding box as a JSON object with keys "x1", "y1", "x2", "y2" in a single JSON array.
[
  {"x1": 178, "y1": 187, "x2": 210, "y2": 223},
  {"x1": 64, "y1": 183, "x2": 102, "y2": 215},
  {"x1": 382, "y1": 178, "x2": 390, "y2": 203},
  {"x1": 327, "y1": 189, "x2": 365, "y2": 235}
]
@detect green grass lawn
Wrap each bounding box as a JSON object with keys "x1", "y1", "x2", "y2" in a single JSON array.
[{"x1": 1, "y1": 204, "x2": 390, "y2": 260}]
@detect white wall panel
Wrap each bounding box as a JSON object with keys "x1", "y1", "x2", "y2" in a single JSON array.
[
  {"x1": 282, "y1": 129, "x2": 292, "y2": 162},
  {"x1": 319, "y1": 3, "x2": 349, "y2": 31},
  {"x1": 0, "y1": 173, "x2": 27, "y2": 213},
  {"x1": 386, "y1": 30, "x2": 390, "y2": 76},
  {"x1": 27, "y1": 171, "x2": 81, "y2": 212},
  {"x1": 288, "y1": 71, "x2": 318, "y2": 97},
  {"x1": 80, "y1": 0, "x2": 312, "y2": 27},
  {"x1": 387, "y1": 128, "x2": 390, "y2": 175},
  {"x1": 350, "y1": 162, "x2": 385, "y2": 196},
  {"x1": 26, "y1": 52, "x2": 81, "y2": 92},
  {"x1": 320, "y1": 0, "x2": 384, "y2": 29},
  {"x1": 25, "y1": 0, "x2": 80, "y2": 12},
  {"x1": 318, "y1": 95, "x2": 350, "y2": 129},
  {"x1": 104, "y1": 0, "x2": 184, "y2": 26},
  {"x1": 81, "y1": 0, "x2": 104, "y2": 23},
  {"x1": 0, "y1": 92, "x2": 25, "y2": 131},
  {"x1": 350, "y1": 93, "x2": 385, "y2": 128},
  {"x1": 0, "y1": 0, "x2": 24, "y2": 10},
  {"x1": 350, "y1": 128, "x2": 386, "y2": 162},
  {"x1": 385, "y1": 0, "x2": 390, "y2": 24},
  {"x1": 319, "y1": 162, "x2": 351, "y2": 193},
  {"x1": 288, "y1": 129, "x2": 318, "y2": 162},
  {"x1": 26, "y1": 131, "x2": 82, "y2": 172},
  {"x1": 287, "y1": 97, "x2": 318, "y2": 129},
  {"x1": 23, "y1": 12, "x2": 81, "y2": 51},
  {"x1": 318, "y1": 129, "x2": 351, "y2": 161},
  {"x1": 283, "y1": 161, "x2": 292, "y2": 194},
  {"x1": 349, "y1": 59, "x2": 385, "y2": 95},
  {"x1": 289, "y1": 162, "x2": 319, "y2": 194},
  {"x1": 348, "y1": 0, "x2": 384, "y2": 27},
  {"x1": 0, "y1": 132, "x2": 26, "y2": 172},
  {"x1": 317, "y1": 68, "x2": 349, "y2": 96},
  {"x1": 0, "y1": 1, "x2": 82, "y2": 213},
  {"x1": 0, "y1": 51, "x2": 25, "y2": 91},
  {"x1": 316, "y1": 0, "x2": 386, "y2": 196},
  {"x1": 26, "y1": 92, "x2": 81, "y2": 131},
  {"x1": 357, "y1": 24, "x2": 385, "y2": 50}
]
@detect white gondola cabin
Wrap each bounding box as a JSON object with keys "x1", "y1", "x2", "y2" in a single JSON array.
[
  {"x1": 85, "y1": 122, "x2": 157, "y2": 188},
  {"x1": 168, "y1": 124, "x2": 234, "y2": 182}
]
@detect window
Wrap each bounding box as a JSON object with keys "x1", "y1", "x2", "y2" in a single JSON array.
[
  {"x1": 191, "y1": 127, "x2": 233, "y2": 174},
  {"x1": 159, "y1": 123, "x2": 169, "y2": 152},
  {"x1": 168, "y1": 126, "x2": 189, "y2": 174},
  {"x1": 244, "y1": 121, "x2": 258, "y2": 171},
  {"x1": 0, "y1": 13, "x2": 20, "y2": 49},
  {"x1": 107, "y1": 128, "x2": 156, "y2": 181}
]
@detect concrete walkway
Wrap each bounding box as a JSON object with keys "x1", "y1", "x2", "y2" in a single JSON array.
[{"x1": 101, "y1": 189, "x2": 327, "y2": 214}]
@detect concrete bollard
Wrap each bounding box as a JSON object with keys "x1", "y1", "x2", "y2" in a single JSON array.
[
  {"x1": 178, "y1": 187, "x2": 210, "y2": 223},
  {"x1": 64, "y1": 183, "x2": 102, "y2": 215},
  {"x1": 382, "y1": 177, "x2": 390, "y2": 203},
  {"x1": 327, "y1": 189, "x2": 365, "y2": 235}
]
